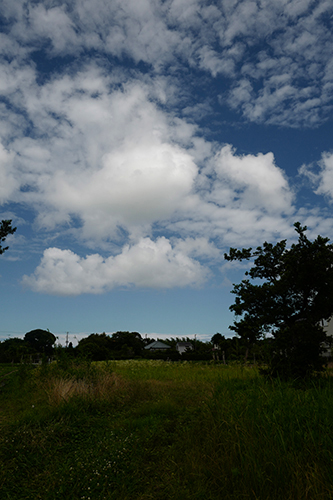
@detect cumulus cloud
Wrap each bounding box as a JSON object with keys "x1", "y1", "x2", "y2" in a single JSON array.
[
  {"x1": 3, "y1": 68, "x2": 202, "y2": 241},
  {"x1": 173, "y1": 145, "x2": 296, "y2": 247},
  {"x1": 211, "y1": 145, "x2": 294, "y2": 214},
  {"x1": 22, "y1": 237, "x2": 209, "y2": 295},
  {"x1": 300, "y1": 152, "x2": 333, "y2": 202}
]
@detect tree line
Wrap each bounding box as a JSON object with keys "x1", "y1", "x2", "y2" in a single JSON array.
[
  {"x1": 1, "y1": 220, "x2": 333, "y2": 378},
  {"x1": 0, "y1": 329, "x2": 263, "y2": 363}
]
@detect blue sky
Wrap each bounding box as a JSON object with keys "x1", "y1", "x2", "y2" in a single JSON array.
[{"x1": 1, "y1": 0, "x2": 333, "y2": 345}]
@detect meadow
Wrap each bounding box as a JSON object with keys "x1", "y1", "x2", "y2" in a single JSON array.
[{"x1": 0, "y1": 359, "x2": 333, "y2": 500}]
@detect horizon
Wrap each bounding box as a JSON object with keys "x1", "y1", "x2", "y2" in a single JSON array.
[{"x1": 0, "y1": 329, "x2": 216, "y2": 347}]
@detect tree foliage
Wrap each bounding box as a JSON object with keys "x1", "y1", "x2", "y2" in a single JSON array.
[
  {"x1": 24, "y1": 329, "x2": 56, "y2": 356},
  {"x1": 77, "y1": 333, "x2": 116, "y2": 360},
  {"x1": 0, "y1": 220, "x2": 16, "y2": 255},
  {"x1": 110, "y1": 331, "x2": 143, "y2": 355},
  {"x1": 0, "y1": 338, "x2": 28, "y2": 363},
  {"x1": 225, "y1": 223, "x2": 333, "y2": 378},
  {"x1": 77, "y1": 331, "x2": 144, "y2": 360}
]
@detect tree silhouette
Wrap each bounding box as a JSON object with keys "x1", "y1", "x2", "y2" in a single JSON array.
[
  {"x1": 225, "y1": 223, "x2": 333, "y2": 378},
  {"x1": 0, "y1": 220, "x2": 16, "y2": 255}
]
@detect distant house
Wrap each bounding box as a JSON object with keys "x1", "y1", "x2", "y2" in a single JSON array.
[
  {"x1": 176, "y1": 342, "x2": 193, "y2": 355},
  {"x1": 144, "y1": 341, "x2": 171, "y2": 351}
]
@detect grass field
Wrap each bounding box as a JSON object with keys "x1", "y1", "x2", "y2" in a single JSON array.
[{"x1": 0, "y1": 359, "x2": 333, "y2": 499}]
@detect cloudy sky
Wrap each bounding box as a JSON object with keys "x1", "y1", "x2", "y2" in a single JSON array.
[{"x1": 1, "y1": 0, "x2": 333, "y2": 344}]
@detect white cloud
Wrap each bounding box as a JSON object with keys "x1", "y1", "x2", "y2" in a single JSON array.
[
  {"x1": 316, "y1": 153, "x2": 333, "y2": 201},
  {"x1": 22, "y1": 237, "x2": 208, "y2": 295},
  {"x1": 206, "y1": 145, "x2": 294, "y2": 214},
  {"x1": 29, "y1": 4, "x2": 79, "y2": 55},
  {"x1": 1, "y1": 0, "x2": 332, "y2": 296},
  {"x1": 43, "y1": 137, "x2": 198, "y2": 239},
  {"x1": 3, "y1": 69, "x2": 201, "y2": 241},
  {"x1": 1, "y1": 0, "x2": 332, "y2": 127},
  {"x1": 160, "y1": 144, "x2": 297, "y2": 250},
  {"x1": 0, "y1": 142, "x2": 18, "y2": 203},
  {"x1": 300, "y1": 152, "x2": 333, "y2": 202}
]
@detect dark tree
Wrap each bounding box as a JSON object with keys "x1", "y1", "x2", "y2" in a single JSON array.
[
  {"x1": 77, "y1": 333, "x2": 115, "y2": 360},
  {"x1": 225, "y1": 223, "x2": 333, "y2": 378},
  {"x1": 211, "y1": 333, "x2": 225, "y2": 346},
  {"x1": 110, "y1": 331, "x2": 144, "y2": 356},
  {"x1": 0, "y1": 338, "x2": 28, "y2": 363},
  {"x1": 211, "y1": 333, "x2": 236, "y2": 363},
  {"x1": 76, "y1": 331, "x2": 144, "y2": 360},
  {"x1": 0, "y1": 220, "x2": 16, "y2": 255},
  {"x1": 24, "y1": 329, "x2": 56, "y2": 356}
]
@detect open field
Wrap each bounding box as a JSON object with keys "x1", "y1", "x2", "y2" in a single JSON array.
[{"x1": 0, "y1": 359, "x2": 333, "y2": 500}]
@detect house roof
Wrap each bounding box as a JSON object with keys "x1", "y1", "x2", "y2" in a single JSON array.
[{"x1": 144, "y1": 340, "x2": 171, "y2": 350}]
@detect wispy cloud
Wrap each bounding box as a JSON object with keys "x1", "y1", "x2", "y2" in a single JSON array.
[{"x1": 1, "y1": 0, "x2": 332, "y2": 126}]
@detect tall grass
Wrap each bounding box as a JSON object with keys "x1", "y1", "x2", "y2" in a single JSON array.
[
  {"x1": 45, "y1": 371, "x2": 125, "y2": 405},
  {"x1": 176, "y1": 375, "x2": 333, "y2": 499},
  {"x1": 0, "y1": 360, "x2": 332, "y2": 499}
]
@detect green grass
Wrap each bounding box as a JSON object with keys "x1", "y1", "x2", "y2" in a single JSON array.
[{"x1": 0, "y1": 360, "x2": 333, "y2": 499}]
